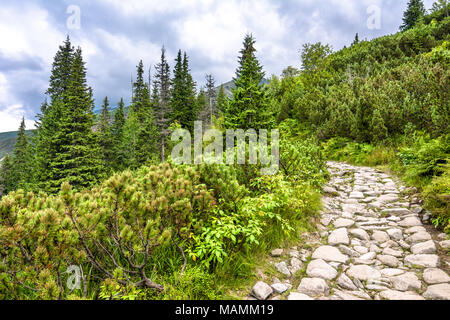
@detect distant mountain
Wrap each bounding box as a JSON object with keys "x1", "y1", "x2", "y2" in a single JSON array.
[
  {"x1": 214, "y1": 78, "x2": 269, "y2": 97},
  {"x1": 0, "y1": 130, "x2": 35, "y2": 160}
]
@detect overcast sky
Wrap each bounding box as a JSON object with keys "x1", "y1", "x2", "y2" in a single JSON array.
[{"x1": 0, "y1": 0, "x2": 436, "y2": 132}]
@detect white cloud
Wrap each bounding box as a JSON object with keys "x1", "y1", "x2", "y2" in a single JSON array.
[{"x1": 0, "y1": 104, "x2": 35, "y2": 132}]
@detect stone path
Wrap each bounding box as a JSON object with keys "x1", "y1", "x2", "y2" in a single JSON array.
[{"x1": 249, "y1": 162, "x2": 450, "y2": 300}]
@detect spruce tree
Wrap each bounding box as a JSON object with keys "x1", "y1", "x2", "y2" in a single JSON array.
[
  {"x1": 98, "y1": 96, "x2": 114, "y2": 170},
  {"x1": 125, "y1": 61, "x2": 158, "y2": 168},
  {"x1": 401, "y1": 0, "x2": 426, "y2": 31},
  {"x1": 205, "y1": 74, "x2": 217, "y2": 126},
  {"x1": 225, "y1": 34, "x2": 272, "y2": 130},
  {"x1": 35, "y1": 37, "x2": 75, "y2": 190},
  {"x1": 170, "y1": 51, "x2": 198, "y2": 132},
  {"x1": 352, "y1": 33, "x2": 360, "y2": 46},
  {"x1": 111, "y1": 98, "x2": 126, "y2": 170},
  {"x1": 216, "y1": 85, "x2": 227, "y2": 115},
  {"x1": 11, "y1": 118, "x2": 33, "y2": 190},
  {"x1": 44, "y1": 47, "x2": 104, "y2": 193},
  {"x1": 153, "y1": 47, "x2": 171, "y2": 162},
  {"x1": 0, "y1": 154, "x2": 13, "y2": 197}
]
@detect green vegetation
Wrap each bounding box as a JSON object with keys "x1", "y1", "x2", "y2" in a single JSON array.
[{"x1": 0, "y1": 1, "x2": 448, "y2": 300}]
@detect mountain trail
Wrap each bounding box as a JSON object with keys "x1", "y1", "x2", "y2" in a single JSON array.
[{"x1": 248, "y1": 161, "x2": 450, "y2": 300}]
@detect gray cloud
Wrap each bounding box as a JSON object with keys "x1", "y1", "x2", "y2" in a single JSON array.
[{"x1": 0, "y1": 0, "x2": 437, "y2": 131}]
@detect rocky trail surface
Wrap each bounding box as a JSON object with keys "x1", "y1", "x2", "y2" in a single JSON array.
[{"x1": 249, "y1": 162, "x2": 450, "y2": 300}]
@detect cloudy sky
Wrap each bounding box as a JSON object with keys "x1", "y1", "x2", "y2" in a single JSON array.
[{"x1": 0, "y1": 0, "x2": 436, "y2": 132}]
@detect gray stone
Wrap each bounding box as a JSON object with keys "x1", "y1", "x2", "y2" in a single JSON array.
[
  {"x1": 339, "y1": 245, "x2": 360, "y2": 257},
  {"x1": 290, "y1": 257, "x2": 302, "y2": 268},
  {"x1": 382, "y1": 208, "x2": 411, "y2": 216},
  {"x1": 382, "y1": 247, "x2": 403, "y2": 258},
  {"x1": 411, "y1": 240, "x2": 437, "y2": 254},
  {"x1": 381, "y1": 268, "x2": 405, "y2": 277},
  {"x1": 423, "y1": 283, "x2": 450, "y2": 300},
  {"x1": 347, "y1": 265, "x2": 382, "y2": 281},
  {"x1": 439, "y1": 240, "x2": 450, "y2": 249},
  {"x1": 378, "y1": 255, "x2": 400, "y2": 268},
  {"x1": 372, "y1": 231, "x2": 390, "y2": 243},
  {"x1": 287, "y1": 292, "x2": 314, "y2": 300},
  {"x1": 275, "y1": 262, "x2": 291, "y2": 277},
  {"x1": 359, "y1": 252, "x2": 376, "y2": 260},
  {"x1": 380, "y1": 290, "x2": 425, "y2": 300},
  {"x1": 399, "y1": 217, "x2": 422, "y2": 228},
  {"x1": 328, "y1": 228, "x2": 350, "y2": 245},
  {"x1": 405, "y1": 254, "x2": 440, "y2": 268},
  {"x1": 337, "y1": 273, "x2": 358, "y2": 290},
  {"x1": 405, "y1": 226, "x2": 427, "y2": 234},
  {"x1": 354, "y1": 246, "x2": 369, "y2": 254},
  {"x1": 423, "y1": 268, "x2": 450, "y2": 285},
  {"x1": 349, "y1": 229, "x2": 370, "y2": 241},
  {"x1": 349, "y1": 191, "x2": 364, "y2": 199},
  {"x1": 334, "y1": 218, "x2": 355, "y2": 228},
  {"x1": 271, "y1": 283, "x2": 289, "y2": 294},
  {"x1": 312, "y1": 246, "x2": 349, "y2": 263},
  {"x1": 333, "y1": 289, "x2": 365, "y2": 300},
  {"x1": 387, "y1": 229, "x2": 403, "y2": 241},
  {"x1": 251, "y1": 281, "x2": 273, "y2": 300},
  {"x1": 306, "y1": 259, "x2": 338, "y2": 280},
  {"x1": 390, "y1": 272, "x2": 422, "y2": 291},
  {"x1": 406, "y1": 232, "x2": 432, "y2": 244},
  {"x1": 270, "y1": 249, "x2": 283, "y2": 257},
  {"x1": 297, "y1": 278, "x2": 329, "y2": 296}
]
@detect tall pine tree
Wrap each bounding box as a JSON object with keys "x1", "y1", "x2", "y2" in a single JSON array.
[
  {"x1": 0, "y1": 154, "x2": 13, "y2": 197},
  {"x1": 11, "y1": 118, "x2": 33, "y2": 190},
  {"x1": 37, "y1": 44, "x2": 104, "y2": 193},
  {"x1": 98, "y1": 96, "x2": 114, "y2": 170},
  {"x1": 153, "y1": 47, "x2": 171, "y2": 162},
  {"x1": 170, "y1": 51, "x2": 198, "y2": 132},
  {"x1": 401, "y1": 0, "x2": 426, "y2": 31},
  {"x1": 111, "y1": 98, "x2": 126, "y2": 171},
  {"x1": 225, "y1": 34, "x2": 272, "y2": 130}
]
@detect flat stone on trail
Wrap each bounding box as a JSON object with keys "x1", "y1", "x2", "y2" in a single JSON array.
[
  {"x1": 306, "y1": 259, "x2": 338, "y2": 280},
  {"x1": 312, "y1": 246, "x2": 349, "y2": 263},
  {"x1": 349, "y1": 229, "x2": 370, "y2": 241},
  {"x1": 349, "y1": 191, "x2": 364, "y2": 199},
  {"x1": 411, "y1": 240, "x2": 437, "y2": 254},
  {"x1": 334, "y1": 218, "x2": 355, "y2": 228},
  {"x1": 390, "y1": 272, "x2": 422, "y2": 291},
  {"x1": 270, "y1": 249, "x2": 283, "y2": 257},
  {"x1": 405, "y1": 226, "x2": 427, "y2": 234},
  {"x1": 372, "y1": 231, "x2": 390, "y2": 243},
  {"x1": 405, "y1": 254, "x2": 440, "y2": 268},
  {"x1": 406, "y1": 232, "x2": 432, "y2": 244},
  {"x1": 382, "y1": 248, "x2": 403, "y2": 257},
  {"x1": 439, "y1": 240, "x2": 450, "y2": 249},
  {"x1": 298, "y1": 278, "x2": 330, "y2": 296},
  {"x1": 399, "y1": 217, "x2": 422, "y2": 228},
  {"x1": 271, "y1": 283, "x2": 289, "y2": 294},
  {"x1": 328, "y1": 228, "x2": 350, "y2": 245},
  {"x1": 378, "y1": 255, "x2": 400, "y2": 268},
  {"x1": 347, "y1": 265, "x2": 381, "y2": 281},
  {"x1": 251, "y1": 281, "x2": 273, "y2": 300},
  {"x1": 423, "y1": 268, "x2": 450, "y2": 285},
  {"x1": 387, "y1": 229, "x2": 403, "y2": 241},
  {"x1": 287, "y1": 292, "x2": 314, "y2": 300},
  {"x1": 274, "y1": 262, "x2": 291, "y2": 277},
  {"x1": 337, "y1": 273, "x2": 358, "y2": 290},
  {"x1": 381, "y1": 268, "x2": 405, "y2": 277},
  {"x1": 423, "y1": 283, "x2": 450, "y2": 300},
  {"x1": 380, "y1": 290, "x2": 425, "y2": 300},
  {"x1": 382, "y1": 208, "x2": 411, "y2": 216}
]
